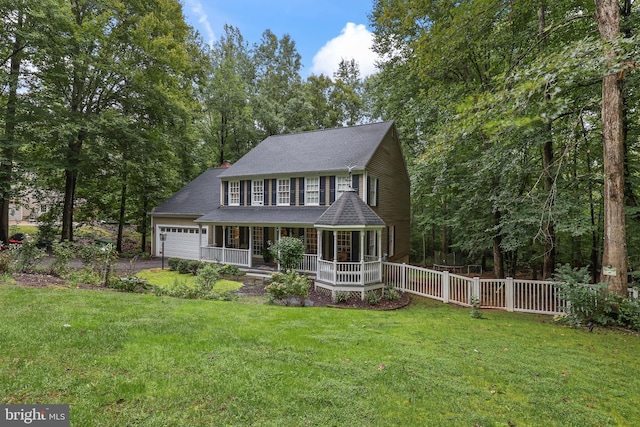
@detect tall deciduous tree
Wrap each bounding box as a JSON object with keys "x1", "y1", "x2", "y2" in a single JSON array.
[
  {"x1": 32, "y1": 0, "x2": 202, "y2": 242},
  {"x1": 201, "y1": 25, "x2": 257, "y2": 165},
  {"x1": 252, "y1": 29, "x2": 302, "y2": 136},
  {"x1": 369, "y1": 0, "x2": 636, "y2": 281},
  {"x1": 595, "y1": 0, "x2": 628, "y2": 295}
]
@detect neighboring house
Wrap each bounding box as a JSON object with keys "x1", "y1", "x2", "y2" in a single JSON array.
[
  {"x1": 150, "y1": 121, "x2": 410, "y2": 298},
  {"x1": 9, "y1": 193, "x2": 54, "y2": 225}
]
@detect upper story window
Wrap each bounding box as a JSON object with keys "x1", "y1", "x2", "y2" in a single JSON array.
[
  {"x1": 368, "y1": 176, "x2": 378, "y2": 207},
  {"x1": 252, "y1": 180, "x2": 264, "y2": 206},
  {"x1": 277, "y1": 178, "x2": 290, "y2": 205},
  {"x1": 336, "y1": 176, "x2": 351, "y2": 200},
  {"x1": 229, "y1": 181, "x2": 240, "y2": 206},
  {"x1": 305, "y1": 177, "x2": 319, "y2": 206}
]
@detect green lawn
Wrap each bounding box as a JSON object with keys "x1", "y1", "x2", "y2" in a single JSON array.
[
  {"x1": 0, "y1": 285, "x2": 638, "y2": 426},
  {"x1": 135, "y1": 268, "x2": 243, "y2": 293}
]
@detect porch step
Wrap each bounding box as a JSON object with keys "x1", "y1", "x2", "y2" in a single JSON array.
[{"x1": 244, "y1": 272, "x2": 272, "y2": 285}]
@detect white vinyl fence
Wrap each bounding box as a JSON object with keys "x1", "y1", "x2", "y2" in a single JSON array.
[{"x1": 383, "y1": 262, "x2": 567, "y2": 315}]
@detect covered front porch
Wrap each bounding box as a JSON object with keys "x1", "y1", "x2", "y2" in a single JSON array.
[
  {"x1": 195, "y1": 189, "x2": 387, "y2": 299},
  {"x1": 198, "y1": 225, "x2": 384, "y2": 292}
]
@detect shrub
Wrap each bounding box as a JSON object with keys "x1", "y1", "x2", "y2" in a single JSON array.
[
  {"x1": 12, "y1": 236, "x2": 46, "y2": 273},
  {"x1": 265, "y1": 271, "x2": 310, "y2": 306},
  {"x1": 50, "y1": 241, "x2": 76, "y2": 276},
  {"x1": 269, "y1": 237, "x2": 304, "y2": 271},
  {"x1": 619, "y1": 296, "x2": 640, "y2": 330},
  {"x1": 334, "y1": 291, "x2": 350, "y2": 303},
  {"x1": 365, "y1": 290, "x2": 381, "y2": 306},
  {"x1": 79, "y1": 244, "x2": 100, "y2": 268},
  {"x1": 0, "y1": 250, "x2": 12, "y2": 274},
  {"x1": 177, "y1": 259, "x2": 191, "y2": 274},
  {"x1": 167, "y1": 258, "x2": 181, "y2": 271},
  {"x1": 470, "y1": 295, "x2": 483, "y2": 319},
  {"x1": 195, "y1": 264, "x2": 220, "y2": 292},
  {"x1": 65, "y1": 267, "x2": 101, "y2": 287},
  {"x1": 385, "y1": 286, "x2": 400, "y2": 302},
  {"x1": 557, "y1": 283, "x2": 605, "y2": 327},
  {"x1": 219, "y1": 263, "x2": 241, "y2": 277},
  {"x1": 109, "y1": 276, "x2": 150, "y2": 293}
]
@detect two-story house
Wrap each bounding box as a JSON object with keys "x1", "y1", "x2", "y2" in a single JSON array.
[{"x1": 150, "y1": 121, "x2": 410, "y2": 297}]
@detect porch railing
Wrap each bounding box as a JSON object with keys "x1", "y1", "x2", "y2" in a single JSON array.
[
  {"x1": 316, "y1": 260, "x2": 382, "y2": 286},
  {"x1": 201, "y1": 246, "x2": 250, "y2": 267},
  {"x1": 297, "y1": 254, "x2": 318, "y2": 273}
]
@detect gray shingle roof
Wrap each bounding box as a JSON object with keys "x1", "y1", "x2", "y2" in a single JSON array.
[
  {"x1": 218, "y1": 121, "x2": 395, "y2": 178},
  {"x1": 151, "y1": 167, "x2": 223, "y2": 215},
  {"x1": 315, "y1": 190, "x2": 385, "y2": 227},
  {"x1": 195, "y1": 206, "x2": 328, "y2": 225}
]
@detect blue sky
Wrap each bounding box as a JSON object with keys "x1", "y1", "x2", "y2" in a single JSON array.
[{"x1": 181, "y1": 0, "x2": 379, "y2": 78}]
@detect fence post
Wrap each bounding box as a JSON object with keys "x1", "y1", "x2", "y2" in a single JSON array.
[
  {"x1": 401, "y1": 263, "x2": 407, "y2": 291},
  {"x1": 505, "y1": 277, "x2": 514, "y2": 312},
  {"x1": 442, "y1": 270, "x2": 450, "y2": 303},
  {"x1": 472, "y1": 277, "x2": 481, "y2": 305}
]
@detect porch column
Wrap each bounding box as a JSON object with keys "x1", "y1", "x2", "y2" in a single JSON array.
[
  {"x1": 222, "y1": 226, "x2": 226, "y2": 264},
  {"x1": 360, "y1": 230, "x2": 365, "y2": 286},
  {"x1": 317, "y1": 228, "x2": 322, "y2": 260},
  {"x1": 333, "y1": 230, "x2": 338, "y2": 284},
  {"x1": 377, "y1": 229, "x2": 383, "y2": 260},
  {"x1": 248, "y1": 226, "x2": 253, "y2": 268},
  {"x1": 277, "y1": 227, "x2": 281, "y2": 271},
  {"x1": 198, "y1": 224, "x2": 203, "y2": 261}
]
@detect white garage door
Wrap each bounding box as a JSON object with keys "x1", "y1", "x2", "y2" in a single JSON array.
[{"x1": 157, "y1": 226, "x2": 204, "y2": 260}]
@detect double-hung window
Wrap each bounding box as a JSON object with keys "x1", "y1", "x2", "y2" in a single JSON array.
[
  {"x1": 277, "y1": 178, "x2": 290, "y2": 205},
  {"x1": 368, "y1": 176, "x2": 378, "y2": 206},
  {"x1": 336, "y1": 176, "x2": 351, "y2": 199},
  {"x1": 305, "y1": 177, "x2": 319, "y2": 205},
  {"x1": 252, "y1": 180, "x2": 264, "y2": 206},
  {"x1": 228, "y1": 181, "x2": 240, "y2": 206}
]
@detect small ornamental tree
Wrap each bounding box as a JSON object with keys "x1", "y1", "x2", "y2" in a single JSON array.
[{"x1": 269, "y1": 236, "x2": 305, "y2": 271}]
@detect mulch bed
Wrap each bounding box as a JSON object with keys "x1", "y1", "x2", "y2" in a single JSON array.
[
  {"x1": 9, "y1": 273, "x2": 411, "y2": 310},
  {"x1": 236, "y1": 279, "x2": 411, "y2": 310}
]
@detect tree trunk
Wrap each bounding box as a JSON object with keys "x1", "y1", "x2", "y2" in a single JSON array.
[
  {"x1": 493, "y1": 210, "x2": 505, "y2": 279},
  {"x1": 139, "y1": 194, "x2": 149, "y2": 253},
  {"x1": 0, "y1": 14, "x2": 23, "y2": 244},
  {"x1": 541, "y1": 121, "x2": 556, "y2": 279},
  {"x1": 116, "y1": 179, "x2": 127, "y2": 253},
  {"x1": 441, "y1": 201, "x2": 447, "y2": 262},
  {"x1": 61, "y1": 132, "x2": 85, "y2": 242},
  {"x1": 595, "y1": 0, "x2": 627, "y2": 296},
  {"x1": 538, "y1": 2, "x2": 556, "y2": 279}
]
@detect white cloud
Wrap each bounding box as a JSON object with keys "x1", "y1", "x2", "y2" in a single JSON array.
[
  {"x1": 184, "y1": 0, "x2": 216, "y2": 46},
  {"x1": 310, "y1": 22, "x2": 379, "y2": 79}
]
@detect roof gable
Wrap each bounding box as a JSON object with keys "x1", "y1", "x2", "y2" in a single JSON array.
[{"x1": 219, "y1": 121, "x2": 395, "y2": 179}]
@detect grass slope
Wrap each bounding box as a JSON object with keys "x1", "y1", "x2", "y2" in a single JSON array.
[{"x1": 0, "y1": 285, "x2": 638, "y2": 426}]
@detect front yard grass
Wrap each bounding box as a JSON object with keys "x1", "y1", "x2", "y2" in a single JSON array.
[
  {"x1": 0, "y1": 285, "x2": 638, "y2": 426},
  {"x1": 135, "y1": 267, "x2": 243, "y2": 293}
]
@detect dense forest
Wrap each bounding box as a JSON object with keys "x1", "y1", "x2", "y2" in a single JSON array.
[{"x1": 1, "y1": 1, "x2": 638, "y2": 293}]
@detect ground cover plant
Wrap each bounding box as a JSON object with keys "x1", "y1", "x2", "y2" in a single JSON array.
[{"x1": 0, "y1": 285, "x2": 638, "y2": 426}]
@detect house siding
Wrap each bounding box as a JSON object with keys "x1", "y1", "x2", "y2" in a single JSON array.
[{"x1": 366, "y1": 126, "x2": 410, "y2": 262}]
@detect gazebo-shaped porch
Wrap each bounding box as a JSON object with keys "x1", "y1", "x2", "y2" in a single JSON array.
[{"x1": 313, "y1": 189, "x2": 386, "y2": 300}]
